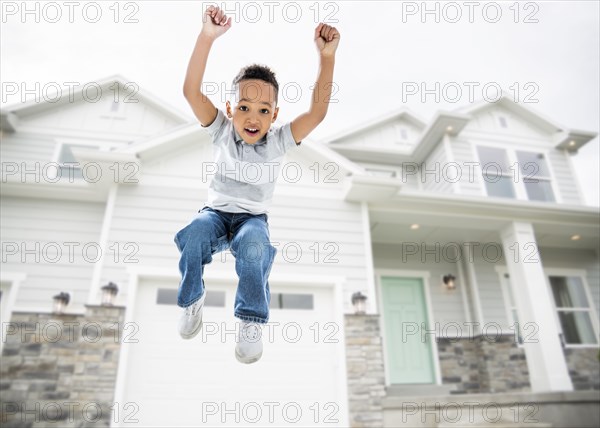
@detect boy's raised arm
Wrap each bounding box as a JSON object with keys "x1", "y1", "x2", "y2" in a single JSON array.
[
  {"x1": 290, "y1": 23, "x2": 340, "y2": 143},
  {"x1": 183, "y1": 6, "x2": 231, "y2": 127}
]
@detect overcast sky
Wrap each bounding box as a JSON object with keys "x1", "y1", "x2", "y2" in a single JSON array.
[{"x1": 2, "y1": 0, "x2": 598, "y2": 206}]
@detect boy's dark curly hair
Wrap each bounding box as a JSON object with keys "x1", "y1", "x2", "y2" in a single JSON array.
[{"x1": 232, "y1": 64, "x2": 279, "y2": 105}]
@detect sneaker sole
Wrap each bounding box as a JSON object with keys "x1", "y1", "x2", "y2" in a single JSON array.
[
  {"x1": 179, "y1": 319, "x2": 203, "y2": 340},
  {"x1": 235, "y1": 348, "x2": 262, "y2": 364}
]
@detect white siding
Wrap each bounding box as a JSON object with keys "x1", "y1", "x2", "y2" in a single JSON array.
[
  {"x1": 471, "y1": 246, "x2": 509, "y2": 328},
  {"x1": 450, "y1": 137, "x2": 484, "y2": 196},
  {"x1": 422, "y1": 140, "x2": 452, "y2": 193},
  {"x1": 1, "y1": 134, "x2": 57, "y2": 164},
  {"x1": 546, "y1": 149, "x2": 582, "y2": 205},
  {"x1": 98, "y1": 141, "x2": 368, "y2": 314},
  {"x1": 330, "y1": 118, "x2": 422, "y2": 151},
  {"x1": 0, "y1": 196, "x2": 104, "y2": 310},
  {"x1": 372, "y1": 243, "x2": 468, "y2": 326},
  {"x1": 17, "y1": 84, "x2": 182, "y2": 139}
]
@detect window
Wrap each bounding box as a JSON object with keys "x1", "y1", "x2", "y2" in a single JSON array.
[
  {"x1": 400, "y1": 128, "x2": 408, "y2": 140},
  {"x1": 549, "y1": 276, "x2": 597, "y2": 345},
  {"x1": 156, "y1": 288, "x2": 225, "y2": 307},
  {"x1": 56, "y1": 144, "x2": 99, "y2": 180},
  {"x1": 270, "y1": 293, "x2": 314, "y2": 310},
  {"x1": 365, "y1": 168, "x2": 396, "y2": 178},
  {"x1": 516, "y1": 151, "x2": 555, "y2": 202},
  {"x1": 476, "y1": 146, "x2": 557, "y2": 202},
  {"x1": 476, "y1": 146, "x2": 516, "y2": 198}
]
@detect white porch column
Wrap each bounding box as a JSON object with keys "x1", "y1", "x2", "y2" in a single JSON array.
[{"x1": 500, "y1": 221, "x2": 573, "y2": 392}]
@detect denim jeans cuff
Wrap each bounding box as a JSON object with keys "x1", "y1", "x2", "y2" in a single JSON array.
[
  {"x1": 234, "y1": 313, "x2": 268, "y2": 324},
  {"x1": 177, "y1": 292, "x2": 204, "y2": 309}
]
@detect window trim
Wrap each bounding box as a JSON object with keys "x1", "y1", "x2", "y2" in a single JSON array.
[
  {"x1": 496, "y1": 266, "x2": 599, "y2": 348},
  {"x1": 545, "y1": 269, "x2": 599, "y2": 348},
  {"x1": 515, "y1": 149, "x2": 559, "y2": 202},
  {"x1": 361, "y1": 162, "x2": 400, "y2": 178},
  {"x1": 50, "y1": 139, "x2": 104, "y2": 181},
  {"x1": 474, "y1": 143, "x2": 562, "y2": 203}
]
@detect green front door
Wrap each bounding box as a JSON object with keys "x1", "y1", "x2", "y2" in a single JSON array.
[{"x1": 381, "y1": 276, "x2": 435, "y2": 384}]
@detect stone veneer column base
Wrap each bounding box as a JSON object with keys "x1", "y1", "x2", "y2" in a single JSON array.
[
  {"x1": 0, "y1": 305, "x2": 125, "y2": 427},
  {"x1": 344, "y1": 314, "x2": 386, "y2": 427}
]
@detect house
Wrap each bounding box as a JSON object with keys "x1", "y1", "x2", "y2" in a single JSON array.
[{"x1": 1, "y1": 75, "x2": 598, "y2": 427}]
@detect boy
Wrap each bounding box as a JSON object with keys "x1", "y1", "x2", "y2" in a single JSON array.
[{"x1": 175, "y1": 5, "x2": 340, "y2": 364}]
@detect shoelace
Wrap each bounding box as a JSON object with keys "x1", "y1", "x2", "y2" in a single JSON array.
[
  {"x1": 242, "y1": 324, "x2": 259, "y2": 340},
  {"x1": 185, "y1": 300, "x2": 202, "y2": 316}
]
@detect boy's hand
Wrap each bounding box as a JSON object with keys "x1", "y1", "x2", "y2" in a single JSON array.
[
  {"x1": 314, "y1": 23, "x2": 340, "y2": 58},
  {"x1": 201, "y1": 6, "x2": 232, "y2": 40}
]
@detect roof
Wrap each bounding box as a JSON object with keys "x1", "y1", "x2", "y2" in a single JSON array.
[{"x1": 0, "y1": 74, "x2": 193, "y2": 132}]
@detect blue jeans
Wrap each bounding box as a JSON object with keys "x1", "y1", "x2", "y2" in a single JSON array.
[{"x1": 174, "y1": 206, "x2": 277, "y2": 324}]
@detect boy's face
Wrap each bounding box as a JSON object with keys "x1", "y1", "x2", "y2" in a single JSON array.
[{"x1": 226, "y1": 79, "x2": 279, "y2": 144}]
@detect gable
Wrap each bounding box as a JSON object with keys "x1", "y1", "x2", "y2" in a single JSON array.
[
  {"x1": 14, "y1": 83, "x2": 182, "y2": 142},
  {"x1": 1, "y1": 76, "x2": 191, "y2": 145},
  {"x1": 462, "y1": 103, "x2": 556, "y2": 140},
  {"x1": 331, "y1": 116, "x2": 423, "y2": 151}
]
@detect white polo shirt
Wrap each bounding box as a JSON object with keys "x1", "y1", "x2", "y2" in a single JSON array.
[{"x1": 202, "y1": 108, "x2": 300, "y2": 214}]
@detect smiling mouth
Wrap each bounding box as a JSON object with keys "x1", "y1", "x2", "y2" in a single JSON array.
[{"x1": 244, "y1": 127, "x2": 260, "y2": 136}]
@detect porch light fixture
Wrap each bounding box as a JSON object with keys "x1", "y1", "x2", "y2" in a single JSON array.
[
  {"x1": 568, "y1": 140, "x2": 576, "y2": 147},
  {"x1": 410, "y1": 224, "x2": 420, "y2": 230},
  {"x1": 351, "y1": 292, "x2": 368, "y2": 314},
  {"x1": 52, "y1": 292, "x2": 71, "y2": 314},
  {"x1": 443, "y1": 274, "x2": 456, "y2": 291},
  {"x1": 446, "y1": 126, "x2": 453, "y2": 132},
  {"x1": 570, "y1": 234, "x2": 581, "y2": 241},
  {"x1": 101, "y1": 282, "x2": 119, "y2": 306}
]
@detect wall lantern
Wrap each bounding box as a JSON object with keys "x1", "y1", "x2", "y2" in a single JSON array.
[
  {"x1": 52, "y1": 292, "x2": 71, "y2": 314},
  {"x1": 101, "y1": 282, "x2": 119, "y2": 306},
  {"x1": 351, "y1": 292, "x2": 367, "y2": 314},
  {"x1": 443, "y1": 274, "x2": 456, "y2": 290}
]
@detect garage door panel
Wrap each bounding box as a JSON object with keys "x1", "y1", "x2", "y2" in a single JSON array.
[{"x1": 119, "y1": 279, "x2": 344, "y2": 427}]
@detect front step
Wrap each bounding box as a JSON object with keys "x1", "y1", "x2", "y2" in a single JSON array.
[
  {"x1": 386, "y1": 384, "x2": 457, "y2": 397},
  {"x1": 382, "y1": 391, "x2": 600, "y2": 427}
]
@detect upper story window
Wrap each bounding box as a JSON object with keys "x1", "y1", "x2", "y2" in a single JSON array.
[
  {"x1": 476, "y1": 146, "x2": 516, "y2": 198},
  {"x1": 476, "y1": 145, "x2": 556, "y2": 202},
  {"x1": 52, "y1": 142, "x2": 101, "y2": 181},
  {"x1": 549, "y1": 276, "x2": 598, "y2": 346},
  {"x1": 58, "y1": 144, "x2": 92, "y2": 180},
  {"x1": 515, "y1": 151, "x2": 555, "y2": 202}
]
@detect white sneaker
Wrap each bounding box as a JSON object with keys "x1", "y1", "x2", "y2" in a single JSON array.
[
  {"x1": 178, "y1": 294, "x2": 205, "y2": 339},
  {"x1": 235, "y1": 321, "x2": 263, "y2": 364}
]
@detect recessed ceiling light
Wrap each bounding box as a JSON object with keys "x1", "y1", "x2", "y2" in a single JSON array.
[
  {"x1": 568, "y1": 140, "x2": 576, "y2": 147},
  {"x1": 410, "y1": 224, "x2": 420, "y2": 230},
  {"x1": 446, "y1": 126, "x2": 453, "y2": 132},
  {"x1": 571, "y1": 234, "x2": 581, "y2": 241}
]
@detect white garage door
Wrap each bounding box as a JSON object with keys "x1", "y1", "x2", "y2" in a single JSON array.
[{"x1": 117, "y1": 277, "x2": 347, "y2": 427}]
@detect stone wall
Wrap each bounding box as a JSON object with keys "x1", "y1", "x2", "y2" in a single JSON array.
[
  {"x1": 344, "y1": 314, "x2": 386, "y2": 428},
  {"x1": 437, "y1": 334, "x2": 530, "y2": 394},
  {"x1": 564, "y1": 347, "x2": 600, "y2": 390},
  {"x1": 0, "y1": 306, "x2": 125, "y2": 428}
]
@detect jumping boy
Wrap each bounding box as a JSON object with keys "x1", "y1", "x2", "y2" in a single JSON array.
[{"x1": 175, "y1": 5, "x2": 340, "y2": 364}]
